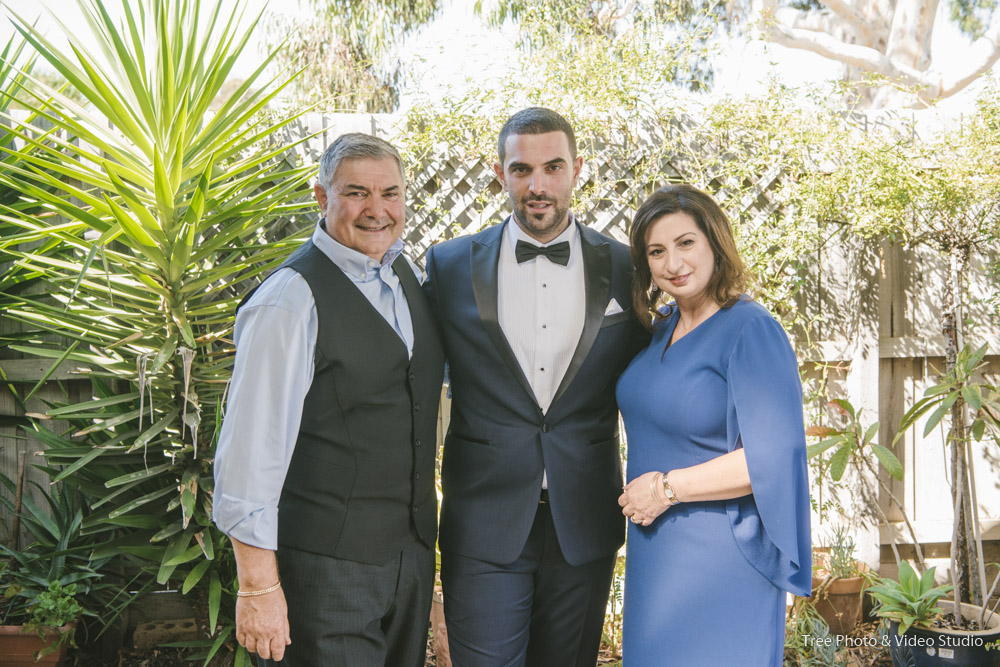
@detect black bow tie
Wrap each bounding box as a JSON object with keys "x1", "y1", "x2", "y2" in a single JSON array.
[{"x1": 515, "y1": 240, "x2": 571, "y2": 266}]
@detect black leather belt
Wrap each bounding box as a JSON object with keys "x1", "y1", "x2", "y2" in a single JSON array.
[{"x1": 539, "y1": 489, "x2": 549, "y2": 504}]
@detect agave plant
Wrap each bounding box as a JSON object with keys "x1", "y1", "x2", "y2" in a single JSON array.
[{"x1": 0, "y1": 0, "x2": 314, "y2": 658}]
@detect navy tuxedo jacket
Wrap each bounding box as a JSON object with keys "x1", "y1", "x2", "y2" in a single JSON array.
[{"x1": 424, "y1": 219, "x2": 649, "y2": 566}]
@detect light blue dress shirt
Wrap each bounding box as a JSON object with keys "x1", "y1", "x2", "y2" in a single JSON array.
[{"x1": 212, "y1": 222, "x2": 420, "y2": 550}]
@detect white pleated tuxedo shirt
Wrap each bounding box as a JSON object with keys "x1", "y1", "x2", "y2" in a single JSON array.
[{"x1": 498, "y1": 217, "x2": 586, "y2": 487}]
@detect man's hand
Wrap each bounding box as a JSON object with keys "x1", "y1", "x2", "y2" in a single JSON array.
[
  {"x1": 235, "y1": 587, "x2": 291, "y2": 660},
  {"x1": 229, "y1": 537, "x2": 291, "y2": 660}
]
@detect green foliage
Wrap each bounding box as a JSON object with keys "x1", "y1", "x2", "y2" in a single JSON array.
[
  {"x1": 0, "y1": 0, "x2": 315, "y2": 659},
  {"x1": 868, "y1": 561, "x2": 954, "y2": 635},
  {"x1": 265, "y1": 0, "x2": 441, "y2": 111},
  {"x1": 949, "y1": 0, "x2": 999, "y2": 40},
  {"x1": 784, "y1": 601, "x2": 848, "y2": 666},
  {"x1": 25, "y1": 581, "x2": 82, "y2": 631},
  {"x1": 23, "y1": 581, "x2": 83, "y2": 658},
  {"x1": 0, "y1": 476, "x2": 115, "y2": 619},
  {"x1": 601, "y1": 553, "x2": 626, "y2": 658},
  {"x1": 808, "y1": 398, "x2": 902, "y2": 483},
  {"x1": 805, "y1": 95, "x2": 1000, "y2": 252},
  {"x1": 479, "y1": 0, "x2": 729, "y2": 91},
  {"x1": 894, "y1": 343, "x2": 1000, "y2": 448},
  {"x1": 0, "y1": 31, "x2": 45, "y2": 293},
  {"x1": 0, "y1": 474, "x2": 121, "y2": 660},
  {"x1": 823, "y1": 525, "x2": 861, "y2": 580}
]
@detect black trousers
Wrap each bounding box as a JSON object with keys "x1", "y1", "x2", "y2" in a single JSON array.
[
  {"x1": 441, "y1": 501, "x2": 616, "y2": 667},
  {"x1": 258, "y1": 540, "x2": 434, "y2": 667}
]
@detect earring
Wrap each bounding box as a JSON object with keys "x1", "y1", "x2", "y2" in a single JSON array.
[{"x1": 650, "y1": 280, "x2": 659, "y2": 293}]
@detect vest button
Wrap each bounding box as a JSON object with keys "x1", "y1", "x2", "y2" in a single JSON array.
[
  {"x1": 413, "y1": 505, "x2": 419, "y2": 512},
  {"x1": 414, "y1": 403, "x2": 420, "y2": 412},
  {"x1": 541, "y1": 423, "x2": 549, "y2": 433},
  {"x1": 415, "y1": 439, "x2": 422, "y2": 447},
  {"x1": 415, "y1": 472, "x2": 421, "y2": 480},
  {"x1": 409, "y1": 372, "x2": 416, "y2": 382}
]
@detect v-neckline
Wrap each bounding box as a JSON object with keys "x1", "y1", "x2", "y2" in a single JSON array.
[{"x1": 660, "y1": 305, "x2": 724, "y2": 357}]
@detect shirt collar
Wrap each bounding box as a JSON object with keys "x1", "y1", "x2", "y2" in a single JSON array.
[
  {"x1": 312, "y1": 218, "x2": 405, "y2": 278},
  {"x1": 505, "y1": 213, "x2": 579, "y2": 247}
]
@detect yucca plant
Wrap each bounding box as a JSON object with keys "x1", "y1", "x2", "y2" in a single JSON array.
[
  {"x1": 0, "y1": 0, "x2": 315, "y2": 660},
  {"x1": 1, "y1": 31, "x2": 41, "y2": 304}
]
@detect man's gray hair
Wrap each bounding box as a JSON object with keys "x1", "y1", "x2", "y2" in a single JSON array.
[{"x1": 316, "y1": 133, "x2": 405, "y2": 191}]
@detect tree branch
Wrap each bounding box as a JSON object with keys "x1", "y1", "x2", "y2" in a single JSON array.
[
  {"x1": 766, "y1": 20, "x2": 927, "y2": 82},
  {"x1": 822, "y1": 0, "x2": 885, "y2": 38},
  {"x1": 762, "y1": 0, "x2": 1000, "y2": 104},
  {"x1": 773, "y1": 6, "x2": 844, "y2": 34},
  {"x1": 933, "y1": 18, "x2": 1000, "y2": 100}
]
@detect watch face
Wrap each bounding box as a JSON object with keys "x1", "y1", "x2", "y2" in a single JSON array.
[{"x1": 663, "y1": 478, "x2": 678, "y2": 504}]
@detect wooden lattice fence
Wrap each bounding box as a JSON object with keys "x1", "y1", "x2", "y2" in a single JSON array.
[{"x1": 280, "y1": 112, "x2": 790, "y2": 261}]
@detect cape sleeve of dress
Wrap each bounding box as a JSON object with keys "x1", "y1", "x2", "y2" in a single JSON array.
[{"x1": 725, "y1": 312, "x2": 812, "y2": 597}]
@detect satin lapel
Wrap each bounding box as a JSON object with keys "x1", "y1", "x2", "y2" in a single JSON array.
[
  {"x1": 551, "y1": 224, "x2": 611, "y2": 407},
  {"x1": 470, "y1": 223, "x2": 539, "y2": 406}
]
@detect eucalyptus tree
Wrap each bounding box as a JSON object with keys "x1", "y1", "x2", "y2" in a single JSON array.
[
  {"x1": 0, "y1": 0, "x2": 314, "y2": 657},
  {"x1": 265, "y1": 0, "x2": 442, "y2": 111},
  {"x1": 758, "y1": 0, "x2": 1000, "y2": 107}
]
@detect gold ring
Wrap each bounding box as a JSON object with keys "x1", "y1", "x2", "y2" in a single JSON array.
[{"x1": 630, "y1": 516, "x2": 641, "y2": 524}]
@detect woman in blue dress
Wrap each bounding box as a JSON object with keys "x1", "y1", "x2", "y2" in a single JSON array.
[{"x1": 616, "y1": 184, "x2": 811, "y2": 665}]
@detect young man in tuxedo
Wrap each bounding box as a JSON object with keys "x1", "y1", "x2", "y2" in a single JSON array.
[{"x1": 424, "y1": 107, "x2": 648, "y2": 666}]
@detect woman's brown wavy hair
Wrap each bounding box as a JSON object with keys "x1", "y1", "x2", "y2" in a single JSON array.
[{"x1": 628, "y1": 184, "x2": 748, "y2": 332}]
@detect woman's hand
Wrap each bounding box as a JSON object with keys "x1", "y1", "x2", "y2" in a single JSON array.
[{"x1": 618, "y1": 471, "x2": 671, "y2": 527}]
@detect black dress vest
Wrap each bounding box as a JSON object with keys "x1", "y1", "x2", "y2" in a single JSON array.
[{"x1": 241, "y1": 240, "x2": 444, "y2": 564}]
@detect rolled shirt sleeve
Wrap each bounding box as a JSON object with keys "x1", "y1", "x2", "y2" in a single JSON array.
[
  {"x1": 725, "y1": 314, "x2": 812, "y2": 597},
  {"x1": 212, "y1": 268, "x2": 317, "y2": 550}
]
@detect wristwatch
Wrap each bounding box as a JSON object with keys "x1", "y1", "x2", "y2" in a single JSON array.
[{"x1": 662, "y1": 473, "x2": 680, "y2": 506}]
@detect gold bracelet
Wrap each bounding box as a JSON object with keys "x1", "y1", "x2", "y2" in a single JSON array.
[
  {"x1": 650, "y1": 473, "x2": 670, "y2": 509},
  {"x1": 237, "y1": 582, "x2": 281, "y2": 598}
]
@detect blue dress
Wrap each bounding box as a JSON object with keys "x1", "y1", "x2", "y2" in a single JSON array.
[{"x1": 616, "y1": 298, "x2": 811, "y2": 666}]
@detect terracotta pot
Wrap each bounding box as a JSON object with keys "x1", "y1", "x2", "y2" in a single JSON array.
[
  {"x1": 430, "y1": 587, "x2": 451, "y2": 667},
  {"x1": 887, "y1": 601, "x2": 1000, "y2": 667},
  {"x1": 0, "y1": 622, "x2": 74, "y2": 666},
  {"x1": 810, "y1": 561, "x2": 868, "y2": 635}
]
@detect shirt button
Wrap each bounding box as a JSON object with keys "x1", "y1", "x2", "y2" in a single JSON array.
[
  {"x1": 540, "y1": 367, "x2": 545, "y2": 372},
  {"x1": 542, "y1": 283, "x2": 547, "y2": 288},
  {"x1": 542, "y1": 324, "x2": 547, "y2": 329}
]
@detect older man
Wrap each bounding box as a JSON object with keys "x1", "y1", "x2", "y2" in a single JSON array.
[{"x1": 213, "y1": 133, "x2": 444, "y2": 666}]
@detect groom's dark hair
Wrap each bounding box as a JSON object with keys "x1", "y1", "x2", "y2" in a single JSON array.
[{"x1": 497, "y1": 107, "x2": 577, "y2": 165}]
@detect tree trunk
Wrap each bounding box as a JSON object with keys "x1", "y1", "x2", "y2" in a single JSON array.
[{"x1": 944, "y1": 247, "x2": 980, "y2": 620}]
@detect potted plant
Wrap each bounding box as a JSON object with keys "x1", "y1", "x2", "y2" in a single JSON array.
[
  {"x1": 811, "y1": 359, "x2": 1000, "y2": 659},
  {"x1": 868, "y1": 561, "x2": 1000, "y2": 666},
  {"x1": 0, "y1": 473, "x2": 116, "y2": 664},
  {"x1": 0, "y1": 569, "x2": 82, "y2": 665},
  {"x1": 811, "y1": 526, "x2": 868, "y2": 636}
]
